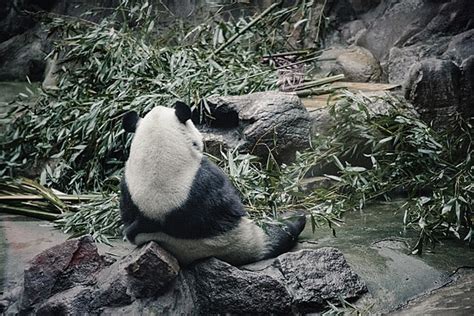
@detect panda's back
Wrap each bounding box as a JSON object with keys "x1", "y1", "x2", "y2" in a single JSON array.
[{"x1": 120, "y1": 157, "x2": 246, "y2": 242}]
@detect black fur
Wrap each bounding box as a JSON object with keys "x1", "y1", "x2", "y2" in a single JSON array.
[
  {"x1": 122, "y1": 111, "x2": 140, "y2": 133},
  {"x1": 120, "y1": 157, "x2": 245, "y2": 242},
  {"x1": 262, "y1": 215, "x2": 306, "y2": 258},
  {"x1": 174, "y1": 101, "x2": 191, "y2": 123}
]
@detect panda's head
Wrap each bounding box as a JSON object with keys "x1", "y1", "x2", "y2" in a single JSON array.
[{"x1": 123, "y1": 101, "x2": 204, "y2": 162}]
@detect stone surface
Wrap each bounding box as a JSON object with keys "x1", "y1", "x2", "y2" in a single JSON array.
[
  {"x1": 0, "y1": 28, "x2": 48, "y2": 81},
  {"x1": 341, "y1": 20, "x2": 367, "y2": 44},
  {"x1": 187, "y1": 258, "x2": 293, "y2": 314},
  {"x1": 35, "y1": 286, "x2": 93, "y2": 316},
  {"x1": 199, "y1": 91, "x2": 312, "y2": 163},
  {"x1": 277, "y1": 249, "x2": 367, "y2": 311},
  {"x1": 20, "y1": 235, "x2": 106, "y2": 309},
  {"x1": 443, "y1": 29, "x2": 474, "y2": 63},
  {"x1": 393, "y1": 271, "x2": 474, "y2": 316},
  {"x1": 90, "y1": 241, "x2": 180, "y2": 311},
  {"x1": 243, "y1": 248, "x2": 368, "y2": 313},
  {"x1": 334, "y1": 46, "x2": 382, "y2": 82},
  {"x1": 460, "y1": 56, "x2": 474, "y2": 117},
  {"x1": 404, "y1": 58, "x2": 462, "y2": 111}
]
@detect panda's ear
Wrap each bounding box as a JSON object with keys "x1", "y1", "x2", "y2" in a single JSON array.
[
  {"x1": 122, "y1": 111, "x2": 140, "y2": 133},
  {"x1": 175, "y1": 101, "x2": 191, "y2": 124}
]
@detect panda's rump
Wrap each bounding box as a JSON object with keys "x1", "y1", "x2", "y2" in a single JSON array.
[{"x1": 134, "y1": 217, "x2": 268, "y2": 266}]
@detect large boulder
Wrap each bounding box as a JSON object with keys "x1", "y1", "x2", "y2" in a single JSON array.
[
  {"x1": 186, "y1": 258, "x2": 292, "y2": 314},
  {"x1": 198, "y1": 91, "x2": 312, "y2": 163},
  {"x1": 20, "y1": 235, "x2": 108, "y2": 310},
  {"x1": 0, "y1": 28, "x2": 48, "y2": 81},
  {"x1": 244, "y1": 248, "x2": 368, "y2": 313},
  {"x1": 404, "y1": 59, "x2": 462, "y2": 112},
  {"x1": 460, "y1": 56, "x2": 474, "y2": 118},
  {"x1": 333, "y1": 46, "x2": 382, "y2": 82}
]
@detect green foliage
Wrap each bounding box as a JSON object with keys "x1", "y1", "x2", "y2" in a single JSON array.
[{"x1": 1, "y1": 1, "x2": 320, "y2": 193}]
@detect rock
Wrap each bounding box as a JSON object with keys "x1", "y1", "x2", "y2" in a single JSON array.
[
  {"x1": 460, "y1": 56, "x2": 474, "y2": 117},
  {"x1": 404, "y1": 59, "x2": 462, "y2": 111},
  {"x1": 356, "y1": 0, "x2": 436, "y2": 61},
  {"x1": 274, "y1": 248, "x2": 367, "y2": 312},
  {"x1": 334, "y1": 46, "x2": 382, "y2": 82},
  {"x1": 443, "y1": 29, "x2": 474, "y2": 63},
  {"x1": 92, "y1": 241, "x2": 180, "y2": 308},
  {"x1": 35, "y1": 286, "x2": 93, "y2": 316},
  {"x1": 187, "y1": 258, "x2": 293, "y2": 314},
  {"x1": 0, "y1": 28, "x2": 48, "y2": 81},
  {"x1": 341, "y1": 20, "x2": 367, "y2": 44},
  {"x1": 243, "y1": 248, "x2": 367, "y2": 313},
  {"x1": 347, "y1": 0, "x2": 381, "y2": 14},
  {"x1": 20, "y1": 235, "x2": 107, "y2": 310},
  {"x1": 346, "y1": 0, "x2": 472, "y2": 86},
  {"x1": 198, "y1": 92, "x2": 312, "y2": 163}
]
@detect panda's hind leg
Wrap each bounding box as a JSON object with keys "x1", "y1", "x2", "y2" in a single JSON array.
[{"x1": 261, "y1": 214, "x2": 306, "y2": 260}]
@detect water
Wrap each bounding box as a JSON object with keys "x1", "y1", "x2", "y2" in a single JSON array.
[{"x1": 298, "y1": 201, "x2": 474, "y2": 313}]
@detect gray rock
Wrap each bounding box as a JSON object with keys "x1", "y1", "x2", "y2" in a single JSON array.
[
  {"x1": 334, "y1": 46, "x2": 382, "y2": 82},
  {"x1": 460, "y1": 56, "x2": 474, "y2": 117},
  {"x1": 356, "y1": 0, "x2": 435, "y2": 61},
  {"x1": 0, "y1": 28, "x2": 48, "y2": 81},
  {"x1": 187, "y1": 257, "x2": 292, "y2": 314},
  {"x1": 347, "y1": 0, "x2": 381, "y2": 14},
  {"x1": 243, "y1": 248, "x2": 367, "y2": 313},
  {"x1": 35, "y1": 286, "x2": 93, "y2": 316},
  {"x1": 92, "y1": 241, "x2": 180, "y2": 308},
  {"x1": 274, "y1": 248, "x2": 367, "y2": 312},
  {"x1": 341, "y1": 20, "x2": 367, "y2": 45},
  {"x1": 20, "y1": 235, "x2": 107, "y2": 310},
  {"x1": 404, "y1": 58, "x2": 462, "y2": 111},
  {"x1": 443, "y1": 29, "x2": 474, "y2": 63},
  {"x1": 199, "y1": 92, "x2": 312, "y2": 163}
]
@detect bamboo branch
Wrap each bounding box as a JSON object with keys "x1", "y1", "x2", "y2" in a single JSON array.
[
  {"x1": 211, "y1": 1, "x2": 282, "y2": 57},
  {"x1": 262, "y1": 49, "x2": 323, "y2": 59}
]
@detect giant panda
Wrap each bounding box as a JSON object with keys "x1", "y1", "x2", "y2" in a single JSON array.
[{"x1": 120, "y1": 101, "x2": 306, "y2": 266}]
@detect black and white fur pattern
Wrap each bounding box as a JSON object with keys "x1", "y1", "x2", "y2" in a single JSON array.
[{"x1": 120, "y1": 102, "x2": 306, "y2": 266}]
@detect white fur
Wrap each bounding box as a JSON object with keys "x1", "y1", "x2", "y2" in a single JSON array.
[
  {"x1": 125, "y1": 106, "x2": 204, "y2": 221},
  {"x1": 133, "y1": 218, "x2": 269, "y2": 266}
]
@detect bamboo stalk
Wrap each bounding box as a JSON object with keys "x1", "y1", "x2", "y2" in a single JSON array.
[
  {"x1": 281, "y1": 74, "x2": 345, "y2": 92},
  {"x1": 211, "y1": 1, "x2": 282, "y2": 57},
  {"x1": 274, "y1": 55, "x2": 322, "y2": 70},
  {"x1": 262, "y1": 49, "x2": 323, "y2": 59},
  {"x1": 0, "y1": 205, "x2": 62, "y2": 221},
  {"x1": 291, "y1": 74, "x2": 345, "y2": 91},
  {"x1": 295, "y1": 87, "x2": 338, "y2": 97},
  {"x1": 0, "y1": 194, "x2": 100, "y2": 201}
]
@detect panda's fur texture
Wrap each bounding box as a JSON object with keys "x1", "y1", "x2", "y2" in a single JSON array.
[{"x1": 120, "y1": 102, "x2": 306, "y2": 266}]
